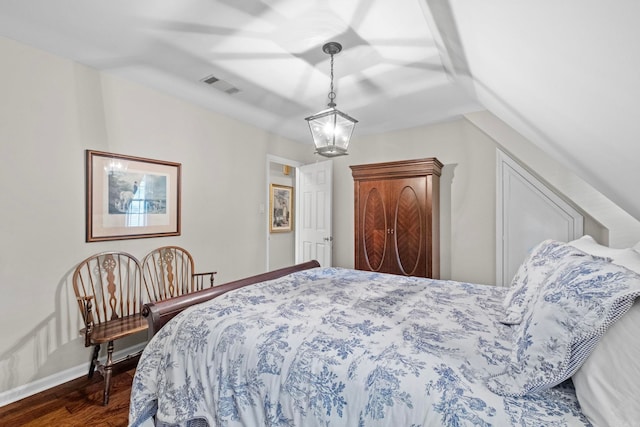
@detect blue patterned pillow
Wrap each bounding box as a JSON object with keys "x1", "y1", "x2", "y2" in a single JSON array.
[
  {"x1": 488, "y1": 255, "x2": 640, "y2": 396},
  {"x1": 501, "y1": 240, "x2": 589, "y2": 324}
]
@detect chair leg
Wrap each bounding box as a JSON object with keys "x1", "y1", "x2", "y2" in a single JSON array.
[
  {"x1": 102, "y1": 341, "x2": 115, "y2": 405},
  {"x1": 88, "y1": 344, "x2": 100, "y2": 379}
]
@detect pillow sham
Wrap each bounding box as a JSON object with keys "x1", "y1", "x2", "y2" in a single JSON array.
[
  {"x1": 572, "y1": 299, "x2": 640, "y2": 427},
  {"x1": 487, "y1": 254, "x2": 640, "y2": 397},
  {"x1": 501, "y1": 239, "x2": 589, "y2": 325}
]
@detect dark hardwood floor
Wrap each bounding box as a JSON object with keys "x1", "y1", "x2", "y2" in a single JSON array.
[{"x1": 0, "y1": 356, "x2": 139, "y2": 426}]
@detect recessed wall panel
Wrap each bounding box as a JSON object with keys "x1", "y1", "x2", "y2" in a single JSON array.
[
  {"x1": 316, "y1": 191, "x2": 326, "y2": 229},
  {"x1": 303, "y1": 192, "x2": 312, "y2": 229}
]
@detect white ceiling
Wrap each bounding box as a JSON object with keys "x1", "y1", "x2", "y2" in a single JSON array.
[
  {"x1": 2, "y1": 0, "x2": 640, "y2": 221},
  {"x1": 0, "y1": 0, "x2": 480, "y2": 142}
]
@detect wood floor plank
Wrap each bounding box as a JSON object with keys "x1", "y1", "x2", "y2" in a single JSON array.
[{"x1": 0, "y1": 356, "x2": 139, "y2": 426}]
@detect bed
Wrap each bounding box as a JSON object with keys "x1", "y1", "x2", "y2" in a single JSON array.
[{"x1": 129, "y1": 239, "x2": 640, "y2": 427}]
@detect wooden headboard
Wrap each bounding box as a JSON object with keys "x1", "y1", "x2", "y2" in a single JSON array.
[{"x1": 142, "y1": 260, "x2": 321, "y2": 337}]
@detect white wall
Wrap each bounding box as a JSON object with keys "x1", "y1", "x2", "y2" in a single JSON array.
[{"x1": 0, "y1": 36, "x2": 312, "y2": 400}]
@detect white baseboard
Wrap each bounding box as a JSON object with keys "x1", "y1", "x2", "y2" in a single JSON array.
[{"x1": 0, "y1": 342, "x2": 147, "y2": 407}]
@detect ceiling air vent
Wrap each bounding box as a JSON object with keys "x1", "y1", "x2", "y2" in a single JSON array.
[
  {"x1": 201, "y1": 74, "x2": 241, "y2": 95},
  {"x1": 202, "y1": 75, "x2": 219, "y2": 85}
]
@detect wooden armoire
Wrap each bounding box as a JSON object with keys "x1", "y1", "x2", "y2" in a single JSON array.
[{"x1": 350, "y1": 158, "x2": 442, "y2": 278}]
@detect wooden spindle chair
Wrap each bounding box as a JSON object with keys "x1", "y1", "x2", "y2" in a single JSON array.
[
  {"x1": 72, "y1": 251, "x2": 147, "y2": 405},
  {"x1": 141, "y1": 246, "x2": 217, "y2": 302}
]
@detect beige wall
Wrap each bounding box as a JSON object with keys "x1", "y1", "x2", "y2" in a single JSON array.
[
  {"x1": 0, "y1": 37, "x2": 313, "y2": 399},
  {"x1": 330, "y1": 120, "x2": 499, "y2": 284}
]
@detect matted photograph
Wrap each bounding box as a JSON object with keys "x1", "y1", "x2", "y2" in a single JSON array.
[
  {"x1": 269, "y1": 184, "x2": 293, "y2": 233},
  {"x1": 85, "y1": 150, "x2": 181, "y2": 242}
]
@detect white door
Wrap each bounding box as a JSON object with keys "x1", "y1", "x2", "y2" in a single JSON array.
[
  {"x1": 297, "y1": 160, "x2": 333, "y2": 267},
  {"x1": 496, "y1": 150, "x2": 583, "y2": 286}
]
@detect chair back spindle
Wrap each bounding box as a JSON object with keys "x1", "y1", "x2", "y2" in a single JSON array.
[
  {"x1": 142, "y1": 246, "x2": 216, "y2": 302},
  {"x1": 73, "y1": 252, "x2": 144, "y2": 327},
  {"x1": 71, "y1": 251, "x2": 146, "y2": 405}
]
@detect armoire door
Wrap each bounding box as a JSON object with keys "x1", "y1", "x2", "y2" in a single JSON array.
[
  {"x1": 358, "y1": 180, "x2": 388, "y2": 272},
  {"x1": 357, "y1": 177, "x2": 427, "y2": 276},
  {"x1": 389, "y1": 177, "x2": 427, "y2": 276}
]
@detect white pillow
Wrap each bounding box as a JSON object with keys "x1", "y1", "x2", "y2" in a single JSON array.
[
  {"x1": 569, "y1": 235, "x2": 640, "y2": 426},
  {"x1": 569, "y1": 235, "x2": 622, "y2": 258},
  {"x1": 572, "y1": 299, "x2": 640, "y2": 427},
  {"x1": 569, "y1": 235, "x2": 640, "y2": 274}
]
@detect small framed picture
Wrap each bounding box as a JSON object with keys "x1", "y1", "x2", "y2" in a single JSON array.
[
  {"x1": 269, "y1": 184, "x2": 293, "y2": 233},
  {"x1": 85, "y1": 150, "x2": 181, "y2": 242}
]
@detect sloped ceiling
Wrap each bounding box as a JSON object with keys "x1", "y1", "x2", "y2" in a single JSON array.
[
  {"x1": 448, "y1": 0, "x2": 640, "y2": 222},
  {"x1": 1, "y1": 0, "x2": 639, "y2": 220}
]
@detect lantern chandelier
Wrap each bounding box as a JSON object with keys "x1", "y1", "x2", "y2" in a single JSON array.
[{"x1": 305, "y1": 42, "x2": 358, "y2": 157}]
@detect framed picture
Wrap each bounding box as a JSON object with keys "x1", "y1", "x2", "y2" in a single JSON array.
[
  {"x1": 269, "y1": 184, "x2": 293, "y2": 233},
  {"x1": 85, "y1": 150, "x2": 181, "y2": 242}
]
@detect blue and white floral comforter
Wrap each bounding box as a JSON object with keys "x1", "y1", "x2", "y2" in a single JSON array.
[{"x1": 129, "y1": 267, "x2": 590, "y2": 426}]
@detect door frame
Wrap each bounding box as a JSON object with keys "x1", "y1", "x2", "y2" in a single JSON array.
[{"x1": 265, "y1": 155, "x2": 303, "y2": 271}]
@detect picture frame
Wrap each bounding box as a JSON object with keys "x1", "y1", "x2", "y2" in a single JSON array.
[
  {"x1": 85, "y1": 150, "x2": 181, "y2": 242},
  {"x1": 269, "y1": 184, "x2": 293, "y2": 233}
]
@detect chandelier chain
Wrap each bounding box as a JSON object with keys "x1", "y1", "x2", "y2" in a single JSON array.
[{"x1": 328, "y1": 53, "x2": 336, "y2": 106}]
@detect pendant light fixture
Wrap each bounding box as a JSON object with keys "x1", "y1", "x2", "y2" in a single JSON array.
[{"x1": 305, "y1": 42, "x2": 358, "y2": 157}]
